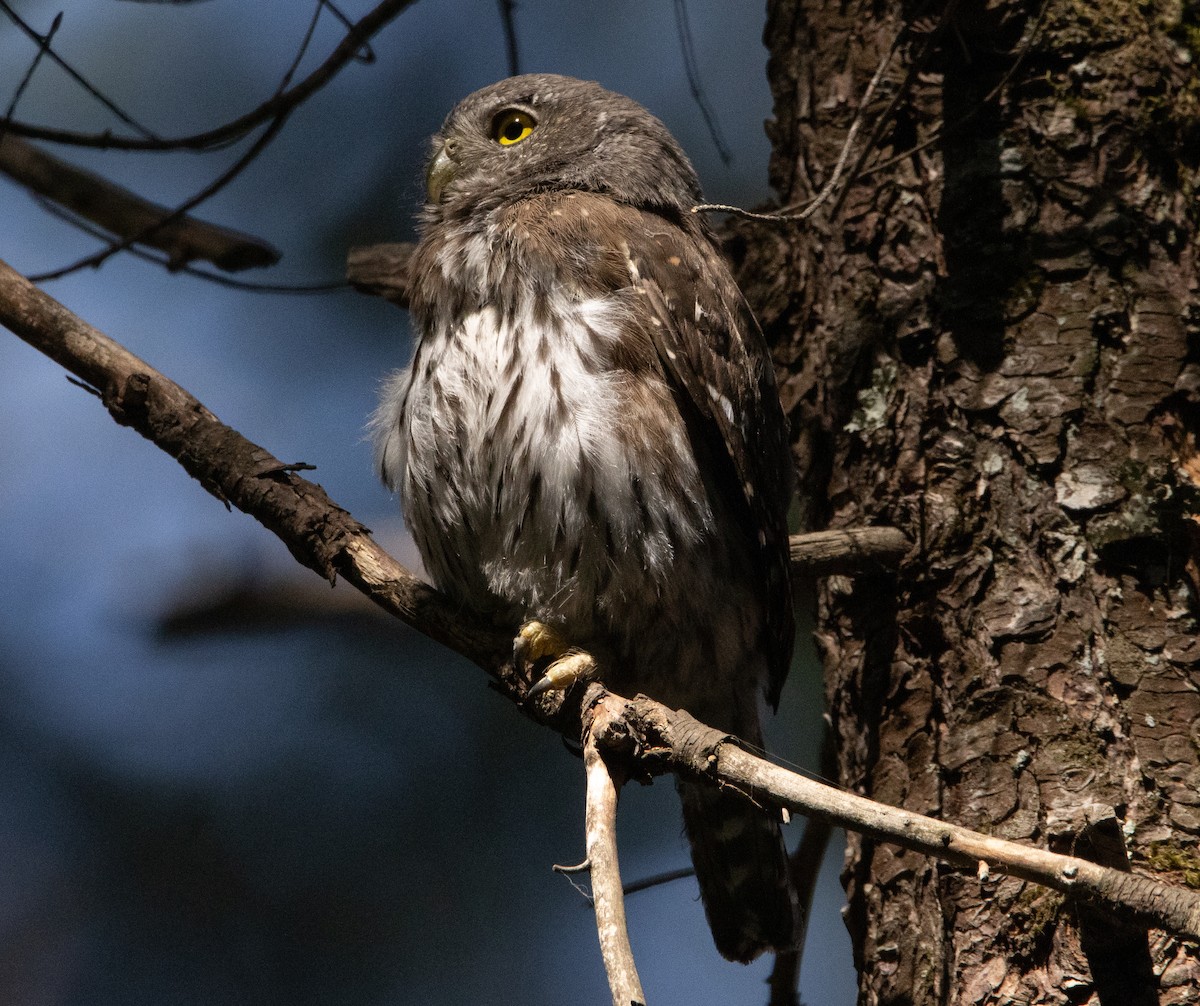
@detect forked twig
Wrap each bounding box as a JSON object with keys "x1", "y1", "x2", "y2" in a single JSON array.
[{"x1": 584, "y1": 694, "x2": 647, "y2": 1006}]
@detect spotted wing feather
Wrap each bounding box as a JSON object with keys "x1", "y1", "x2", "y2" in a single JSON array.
[{"x1": 618, "y1": 211, "x2": 795, "y2": 707}]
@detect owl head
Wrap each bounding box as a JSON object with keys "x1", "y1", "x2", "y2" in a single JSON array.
[{"x1": 422, "y1": 74, "x2": 704, "y2": 220}]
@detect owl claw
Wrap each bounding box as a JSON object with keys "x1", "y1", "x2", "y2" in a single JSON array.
[
  {"x1": 515, "y1": 620, "x2": 568, "y2": 666},
  {"x1": 516, "y1": 621, "x2": 596, "y2": 698},
  {"x1": 528, "y1": 652, "x2": 597, "y2": 698}
]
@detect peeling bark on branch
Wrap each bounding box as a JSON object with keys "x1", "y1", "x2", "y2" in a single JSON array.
[{"x1": 582, "y1": 689, "x2": 1200, "y2": 944}]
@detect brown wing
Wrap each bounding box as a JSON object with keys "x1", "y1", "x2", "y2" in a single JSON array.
[
  {"x1": 499, "y1": 191, "x2": 796, "y2": 703},
  {"x1": 617, "y1": 207, "x2": 796, "y2": 706}
]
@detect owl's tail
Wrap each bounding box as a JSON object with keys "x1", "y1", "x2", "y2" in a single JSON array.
[{"x1": 678, "y1": 779, "x2": 799, "y2": 963}]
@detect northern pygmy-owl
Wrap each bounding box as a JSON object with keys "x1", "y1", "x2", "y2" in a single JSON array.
[{"x1": 373, "y1": 74, "x2": 797, "y2": 963}]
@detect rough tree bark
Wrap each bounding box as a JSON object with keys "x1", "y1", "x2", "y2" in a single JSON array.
[{"x1": 736, "y1": 0, "x2": 1200, "y2": 1002}]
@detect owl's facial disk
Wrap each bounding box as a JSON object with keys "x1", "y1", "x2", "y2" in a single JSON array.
[
  {"x1": 425, "y1": 94, "x2": 542, "y2": 206},
  {"x1": 422, "y1": 74, "x2": 703, "y2": 215}
]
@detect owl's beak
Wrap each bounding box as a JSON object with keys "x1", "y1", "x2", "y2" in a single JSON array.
[{"x1": 426, "y1": 143, "x2": 458, "y2": 204}]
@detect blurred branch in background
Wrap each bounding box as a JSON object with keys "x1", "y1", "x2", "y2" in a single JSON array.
[{"x1": 0, "y1": 135, "x2": 280, "y2": 271}]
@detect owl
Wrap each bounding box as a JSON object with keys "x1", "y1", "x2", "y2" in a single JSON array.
[{"x1": 373, "y1": 74, "x2": 797, "y2": 963}]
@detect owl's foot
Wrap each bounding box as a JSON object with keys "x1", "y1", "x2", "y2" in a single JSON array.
[
  {"x1": 515, "y1": 620, "x2": 596, "y2": 698},
  {"x1": 528, "y1": 652, "x2": 596, "y2": 698},
  {"x1": 515, "y1": 620, "x2": 568, "y2": 665}
]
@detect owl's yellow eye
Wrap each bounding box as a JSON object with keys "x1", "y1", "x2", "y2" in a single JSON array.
[{"x1": 492, "y1": 109, "x2": 536, "y2": 146}]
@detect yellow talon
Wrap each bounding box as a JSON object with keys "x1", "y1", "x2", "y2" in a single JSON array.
[
  {"x1": 515, "y1": 620, "x2": 597, "y2": 698},
  {"x1": 515, "y1": 620, "x2": 568, "y2": 664},
  {"x1": 528, "y1": 652, "x2": 596, "y2": 698}
]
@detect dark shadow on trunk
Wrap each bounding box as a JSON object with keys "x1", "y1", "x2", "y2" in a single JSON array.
[{"x1": 1074, "y1": 814, "x2": 1159, "y2": 1006}]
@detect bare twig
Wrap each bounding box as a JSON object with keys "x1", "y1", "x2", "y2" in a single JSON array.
[
  {"x1": 583, "y1": 689, "x2": 646, "y2": 1006},
  {"x1": 0, "y1": 136, "x2": 279, "y2": 271},
  {"x1": 858, "y1": 0, "x2": 1050, "y2": 182},
  {"x1": 0, "y1": 3, "x2": 159, "y2": 140},
  {"x1": 827, "y1": 0, "x2": 959, "y2": 219},
  {"x1": 1, "y1": 0, "x2": 417, "y2": 151},
  {"x1": 3, "y1": 258, "x2": 1198, "y2": 954},
  {"x1": 767, "y1": 726, "x2": 836, "y2": 1006},
  {"x1": 612, "y1": 698, "x2": 1200, "y2": 944},
  {"x1": 789, "y1": 527, "x2": 909, "y2": 576},
  {"x1": 692, "y1": 1, "x2": 959, "y2": 226},
  {"x1": 1, "y1": 9, "x2": 61, "y2": 139},
  {"x1": 30, "y1": 110, "x2": 291, "y2": 281},
  {"x1": 497, "y1": 0, "x2": 520, "y2": 76},
  {"x1": 622, "y1": 866, "x2": 694, "y2": 897},
  {"x1": 672, "y1": 0, "x2": 731, "y2": 166},
  {"x1": 692, "y1": 28, "x2": 897, "y2": 224},
  {"x1": 32, "y1": 194, "x2": 343, "y2": 291}
]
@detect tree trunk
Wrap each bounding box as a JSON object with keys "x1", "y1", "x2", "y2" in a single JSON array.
[{"x1": 740, "y1": 0, "x2": 1200, "y2": 1002}]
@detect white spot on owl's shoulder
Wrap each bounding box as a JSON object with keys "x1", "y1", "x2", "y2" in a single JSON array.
[
  {"x1": 758, "y1": 530, "x2": 768, "y2": 547},
  {"x1": 667, "y1": 255, "x2": 682, "y2": 267},
  {"x1": 694, "y1": 299, "x2": 705, "y2": 323},
  {"x1": 620, "y1": 241, "x2": 641, "y2": 282},
  {"x1": 706, "y1": 383, "x2": 735, "y2": 425}
]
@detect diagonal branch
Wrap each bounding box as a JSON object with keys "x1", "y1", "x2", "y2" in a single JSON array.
[
  {"x1": 3, "y1": 256, "x2": 1196, "y2": 958},
  {"x1": 586, "y1": 693, "x2": 1200, "y2": 945},
  {"x1": 0, "y1": 254, "x2": 514, "y2": 689}
]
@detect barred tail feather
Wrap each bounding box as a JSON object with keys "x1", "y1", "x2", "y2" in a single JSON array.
[{"x1": 678, "y1": 780, "x2": 799, "y2": 963}]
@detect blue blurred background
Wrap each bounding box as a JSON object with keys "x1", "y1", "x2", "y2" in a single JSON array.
[{"x1": 0, "y1": 2, "x2": 853, "y2": 1002}]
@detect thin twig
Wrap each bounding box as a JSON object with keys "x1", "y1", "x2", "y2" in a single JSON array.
[
  {"x1": 0, "y1": 2, "x2": 159, "y2": 140},
  {"x1": 31, "y1": 195, "x2": 341, "y2": 292},
  {"x1": 692, "y1": 1, "x2": 956, "y2": 226},
  {"x1": 693, "y1": 25, "x2": 898, "y2": 224},
  {"x1": 767, "y1": 726, "x2": 836, "y2": 1006},
  {"x1": 858, "y1": 0, "x2": 1050, "y2": 182},
  {"x1": 622, "y1": 867, "x2": 693, "y2": 897},
  {"x1": 497, "y1": 0, "x2": 520, "y2": 76},
  {"x1": 1, "y1": 0, "x2": 417, "y2": 151},
  {"x1": 672, "y1": 0, "x2": 731, "y2": 166},
  {"x1": 584, "y1": 690, "x2": 647, "y2": 1006},
  {"x1": 1, "y1": 10, "x2": 61, "y2": 139},
  {"x1": 29, "y1": 112, "x2": 290, "y2": 281},
  {"x1": 827, "y1": 0, "x2": 959, "y2": 219},
  {"x1": 276, "y1": 1, "x2": 331, "y2": 97}
]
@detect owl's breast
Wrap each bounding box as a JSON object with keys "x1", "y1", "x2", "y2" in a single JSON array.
[{"x1": 392, "y1": 293, "x2": 715, "y2": 633}]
